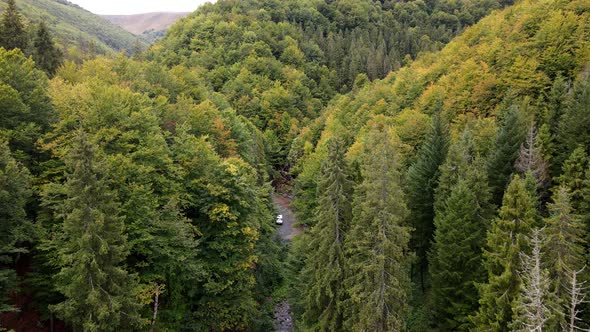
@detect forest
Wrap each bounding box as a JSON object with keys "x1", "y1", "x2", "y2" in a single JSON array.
[{"x1": 1, "y1": 0, "x2": 590, "y2": 331}]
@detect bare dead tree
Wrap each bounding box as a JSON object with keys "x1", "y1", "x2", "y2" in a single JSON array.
[
  {"x1": 513, "y1": 228, "x2": 551, "y2": 332},
  {"x1": 515, "y1": 124, "x2": 549, "y2": 188},
  {"x1": 563, "y1": 266, "x2": 590, "y2": 332}
]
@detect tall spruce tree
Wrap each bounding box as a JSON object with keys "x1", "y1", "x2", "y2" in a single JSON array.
[
  {"x1": 32, "y1": 21, "x2": 63, "y2": 77},
  {"x1": 406, "y1": 115, "x2": 449, "y2": 291},
  {"x1": 429, "y1": 157, "x2": 494, "y2": 331},
  {"x1": 472, "y1": 175, "x2": 537, "y2": 331},
  {"x1": 343, "y1": 125, "x2": 411, "y2": 332},
  {"x1": 301, "y1": 137, "x2": 352, "y2": 331},
  {"x1": 487, "y1": 105, "x2": 528, "y2": 205},
  {"x1": 0, "y1": 139, "x2": 32, "y2": 313},
  {"x1": 558, "y1": 74, "x2": 590, "y2": 159},
  {"x1": 47, "y1": 132, "x2": 141, "y2": 331},
  {"x1": 557, "y1": 147, "x2": 589, "y2": 209},
  {"x1": 0, "y1": 0, "x2": 27, "y2": 51},
  {"x1": 544, "y1": 186, "x2": 586, "y2": 328}
]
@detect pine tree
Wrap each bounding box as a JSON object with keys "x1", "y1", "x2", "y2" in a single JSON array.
[
  {"x1": 472, "y1": 175, "x2": 537, "y2": 331},
  {"x1": 429, "y1": 158, "x2": 494, "y2": 331},
  {"x1": 343, "y1": 125, "x2": 411, "y2": 332},
  {"x1": 0, "y1": 0, "x2": 27, "y2": 51},
  {"x1": 32, "y1": 21, "x2": 64, "y2": 76},
  {"x1": 512, "y1": 229, "x2": 552, "y2": 332},
  {"x1": 487, "y1": 105, "x2": 528, "y2": 205},
  {"x1": 406, "y1": 115, "x2": 449, "y2": 291},
  {"x1": 557, "y1": 147, "x2": 589, "y2": 209},
  {"x1": 301, "y1": 137, "x2": 352, "y2": 331},
  {"x1": 558, "y1": 74, "x2": 590, "y2": 159},
  {"x1": 544, "y1": 186, "x2": 586, "y2": 328},
  {"x1": 47, "y1": 132, "x2": 141, "y2": 331},
  {"x1": 0, "y1": 139, "x2": 32, "y2": 313},
  {"x1": 434, "y1": 130, "x2": 475, "y2": 213}
]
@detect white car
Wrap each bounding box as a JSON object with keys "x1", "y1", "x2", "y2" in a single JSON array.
[{"x1": 276, "y1": 214, "x2": 283, "y2": 225}]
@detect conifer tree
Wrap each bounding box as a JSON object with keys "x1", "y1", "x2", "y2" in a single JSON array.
[
  {"x1": 435, "y1": 130, "x2": 476, "y2": 213},
  {"x1": 0, "y1": 0, "x2": 27, "y2": 51},
  {"x1": 0, "y1": 139, "x2": 32, "y2": 313},
  {"x1": 512, "y1": 229, "x2": 552, "y2": 332},
  {"x1": 558, "y1": 74, "x2": 590, "y2": 159},
  {"x1": 32, "y1": 21, "x2": 64, "y2": 77},
  {"x1": 487, "y1": 105, "x2": 528, "y2": 205},
  {"x1": 47, "y1": 132, "x2": 141, "y2": 331},
  {"x1": 429, "y1": 157, "x2": 494, "y2": 331},
  {"x1": 406, "y1": 115, "x2": 449, "y2": 291},
  {"x1": 557, "y1": 147, "x2": 589, "y2": 209},
  {"x1": 343, "y1": 125, "x2": 411, "y2": 332},
  {"x1": 301, "y1": 137, "x2": 352, "y2": 331},
  {"x1": 472, "y1": 175, "x2": 537, "y2": 331},
  {"x1": 544, "y1": 186, "x2": 586, "y2": 328}
]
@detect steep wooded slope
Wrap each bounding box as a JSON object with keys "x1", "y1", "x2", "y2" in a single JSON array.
[{"x1": 0, "y1": 0, "x2": 144, "y2": 54}]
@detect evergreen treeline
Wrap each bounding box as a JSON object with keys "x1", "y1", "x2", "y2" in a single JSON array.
[
  {"x1": 0, "y1": 0, "x2": 63, "y2": 76},
  {"x1": 1, "y1": 0, "x2": 590, "y2": 330},
  {"x1": 290, "y1": 0, "x2": 590, "y2": 330}
]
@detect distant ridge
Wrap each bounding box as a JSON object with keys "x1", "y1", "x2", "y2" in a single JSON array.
[
  {"x1": 103, "y1": 12, "x2": 190, "y2": 41},
  {"x1": 0, "y1": 0, "x2": 144, "y2": 53}
]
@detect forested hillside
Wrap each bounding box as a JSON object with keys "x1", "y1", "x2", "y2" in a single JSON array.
[
  {"x1": 289, "y1": 0, "x2": 590, "y2": 330},
  {"x1": 149, "y1": 0, "x2": 510, "y2": 182},
  {"x1": 0, "y1": 0, "x2": 144, "y2": 59},
  {"x1": 1, "y1": 0, "x2": 590, "y2": 330}
]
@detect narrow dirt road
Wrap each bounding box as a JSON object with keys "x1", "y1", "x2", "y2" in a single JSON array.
[
  {"x1": 272, "y1": 193, "x2": 302, "y2": 332},
  {"x1": 272, "y1": 193, "x2": 303, "y2": 241}
]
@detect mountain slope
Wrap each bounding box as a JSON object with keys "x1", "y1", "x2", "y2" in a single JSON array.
[
  {"x1": 309, "y1": 0, "x2": 590, "y2": 143},
  {"x1": 289, "y1": 0, "x2": 590, "y2": 329},
  {"x1": 0, "y1": 0, "x2": 144, "y2": 54},
  {"x1": 103, "y1": 12, "x2": 189, "y2": 42}
]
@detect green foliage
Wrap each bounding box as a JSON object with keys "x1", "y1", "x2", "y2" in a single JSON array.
[
  {"x1": 487, "y1": 104, "x2": 528, "y2": 204},
  {"x1": 32, "y1": 21, "x2": 64, "y2": 76},
  {"x1": 0, "y1": 47, "x2": 53, "y2": 165},
  {"x1": 429, "y1": 157, "x2": 494, "y2": 331},
  {"x1": 472, "y1": 175, "x2": 538, "y2": 331},
  {"x1": 343, "y1": 123, "x2": 411, "y2": 331},
  {"x1": 1, "y1": 0, "x2": 590, "y2": 329},
  {"x1": 0, "y1": 0, "x2": 145, "y2": 57},
  {"x1": 558, "y1": 74, "x2": 590, "y2": 160},
  {"x1": 0, "y1": 0, "x2": 27, "y2": 51},
  {"x1": 0, "y1": 139, "x2": 32, "y2": 313},
  {"x1": 557, "y1": 146, "x2": 589, "y2": 209},
  {"x1": 544, "y1": 186, "x2": 586, "y2": 329},
  {"x1": 406, "y1": 115, "x2": 449, "y2": 291},
  {"x1": 44, "y1": 132, "x2": 142, "y2": 331},
  {"x1": 301, "y1": 138, "x2": 352, "y2": 331}
]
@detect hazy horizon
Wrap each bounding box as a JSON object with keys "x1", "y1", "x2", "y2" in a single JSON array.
[{"x1": 66, "y1": 0, "x2": 214, "y2": 15}]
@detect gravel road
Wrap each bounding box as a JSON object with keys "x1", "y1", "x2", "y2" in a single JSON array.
[{"x1": 271, "y1": 193, "x2": 302, "y2": 332}]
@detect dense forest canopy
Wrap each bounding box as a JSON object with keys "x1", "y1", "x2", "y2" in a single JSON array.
[{"x1": 0, "y1": 0, "x2": 590, "y2": 331}]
